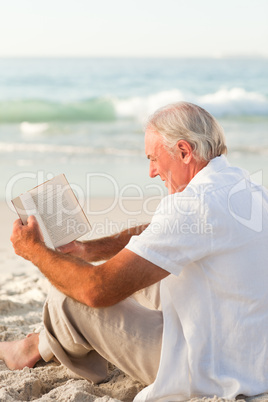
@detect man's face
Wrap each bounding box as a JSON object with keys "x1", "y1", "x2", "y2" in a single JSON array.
[{"x1": 145, "y1": 129, "x2": 191, "y2": 194}]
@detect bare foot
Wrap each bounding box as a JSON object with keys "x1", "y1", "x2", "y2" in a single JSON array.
[{"x1": 0, "y1": 333, "x2": 41, "y2": 370}]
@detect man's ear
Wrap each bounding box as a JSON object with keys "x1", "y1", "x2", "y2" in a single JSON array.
[{"x1": 176, "y1": 140, "x2": 193, "y2": 164}]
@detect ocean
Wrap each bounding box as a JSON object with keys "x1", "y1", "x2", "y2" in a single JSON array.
[{"x1": 1, "y1": 57, "x2": 268, "y2": 204}]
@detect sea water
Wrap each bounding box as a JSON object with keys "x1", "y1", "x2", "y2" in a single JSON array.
[{"x1": 0, "y1": 57, "x2": 267, "y2": 204}]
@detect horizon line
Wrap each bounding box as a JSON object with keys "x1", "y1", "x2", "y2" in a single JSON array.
[{"x1": 0, "y1": 55, "x2": 267, "y2": 60}]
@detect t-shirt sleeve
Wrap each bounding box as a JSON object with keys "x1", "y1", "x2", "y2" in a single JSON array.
[{"x1": 126, "y1": 193, "x2": 214, "y2": 276}]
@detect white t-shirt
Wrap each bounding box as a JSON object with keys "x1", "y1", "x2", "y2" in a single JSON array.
[{"x1": 126, "y1": 155, "x2": 268, "y2": 401}]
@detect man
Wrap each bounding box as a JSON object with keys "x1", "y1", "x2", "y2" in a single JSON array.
[{"x1": 2, "y1": 102, "x2": 268, "y2": 401}]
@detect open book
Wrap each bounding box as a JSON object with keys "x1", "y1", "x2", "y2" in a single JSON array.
[{"x1": 12, "y1": 174, "x2": 91, "y2": 249}]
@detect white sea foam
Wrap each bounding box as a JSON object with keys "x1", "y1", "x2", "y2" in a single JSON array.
[
  {"x1": 0, "y1": 142, "x2": 142, "y2": 156},
  {"x1": 1, "y1": 141, "x2": 266, "y2": 158},
  {"x1": 114, "y1": 88, "x2": 268, "y2": 120},
  {"x1": 199, "y1": 88, "x2": 268, "y2": 116},
  {"x1": 20, "y1": 122, "x2": 50, "y2": 136},
  {"x1": 114, "y1": 89, "x2": 185, "y2": 121}
]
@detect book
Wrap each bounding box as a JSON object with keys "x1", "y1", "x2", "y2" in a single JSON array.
[{"x1": 12, "y1": 174, "x2": 91, "y2": 249}]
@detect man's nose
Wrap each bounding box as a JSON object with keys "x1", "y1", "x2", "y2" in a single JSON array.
[{"x1": 149, "y1": 162, "x2": 158, "y2": 178}]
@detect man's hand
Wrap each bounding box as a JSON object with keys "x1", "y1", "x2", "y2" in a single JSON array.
[
  {"x1": 57, "y1": 241, "x2": 86, "y2": 260},
  {"x1": 57, "y1": 224, "x2": 150, "y2": 263},
  {"x1": 10, "y1": 216, "x2": 45, "y2": 261}
]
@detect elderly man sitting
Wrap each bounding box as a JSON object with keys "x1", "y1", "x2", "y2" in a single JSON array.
[{"x1": 2, "y1": 102, "x2": 268, "y2": 402}]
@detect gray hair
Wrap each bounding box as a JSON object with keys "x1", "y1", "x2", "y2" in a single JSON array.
[{"x1": 145, "y1": 101, "x2": 227, "y2": 161}]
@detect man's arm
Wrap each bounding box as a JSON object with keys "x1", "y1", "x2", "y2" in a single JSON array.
[
  {"x1": 57, "y1": 224, "x2": 149, "y2": 262},
  {"x1": 10, "y1": 217, "x2": 168, "y2": 307}
]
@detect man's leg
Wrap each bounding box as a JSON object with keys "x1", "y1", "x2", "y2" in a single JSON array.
[
  {"x1": 37, "y1": 284, "x2": 163, "y2": 385},
  {"x1": 131, "y1": 281, "x2": 161, "y2": 311},
  {"x1": 0, "y1": 283, "x2": 163, "y2": 384}
]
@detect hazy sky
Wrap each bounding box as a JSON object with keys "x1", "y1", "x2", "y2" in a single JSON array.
[{"x1": 1, "y1": 0, "x2": 267, "y2": 58}]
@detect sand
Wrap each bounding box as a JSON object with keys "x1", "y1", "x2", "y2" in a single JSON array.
[{"x1": 1, "y1": 199, "x2": 268, "y2": 402}]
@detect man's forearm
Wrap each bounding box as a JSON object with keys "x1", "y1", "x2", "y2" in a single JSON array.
[
  {"x1": 10, "y1": 217, "x2": 166, "y2": 308},
  {"x1": 31, "y1": 242, "x2": 99, "y2": 304},
  {"x1": 81, "y1": 223, "x2": 149, "y2": 262}
]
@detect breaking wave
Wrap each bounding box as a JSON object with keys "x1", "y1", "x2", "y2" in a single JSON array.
[{"x1": 0, "y1": 87, "x2": 267, "y2": 124}]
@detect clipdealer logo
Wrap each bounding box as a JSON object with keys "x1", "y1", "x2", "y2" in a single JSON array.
[{"x1": 228, "y1": 171, "x2": 263, "y2": 233}]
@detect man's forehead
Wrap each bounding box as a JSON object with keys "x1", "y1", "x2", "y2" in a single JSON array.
[
  {"x1": 145, "y1": 127, "x2": 159, "y2": 137},
  {"x1": 145, "y1": 129, "x2": 162, "y2": 147},
  {"x1": 145, "y1": 129, "x2": 162, "y2": 156}
]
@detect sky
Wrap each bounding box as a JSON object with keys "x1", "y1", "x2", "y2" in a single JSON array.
[{"x1": 0, "y1": 0, "x2": 267, "y2": 58}]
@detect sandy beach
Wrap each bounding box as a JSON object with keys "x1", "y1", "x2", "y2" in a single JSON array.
[{"x1": 1, "y1": 199, "x2": 268, "y2": 402}]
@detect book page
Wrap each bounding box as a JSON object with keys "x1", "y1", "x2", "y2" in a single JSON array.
[
  {"x1": 19, "y1": 193, "x2": 55, "y2": 249},
  {"x1": 28, "y1": 174, "x2": 91, "y2": 248}
]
